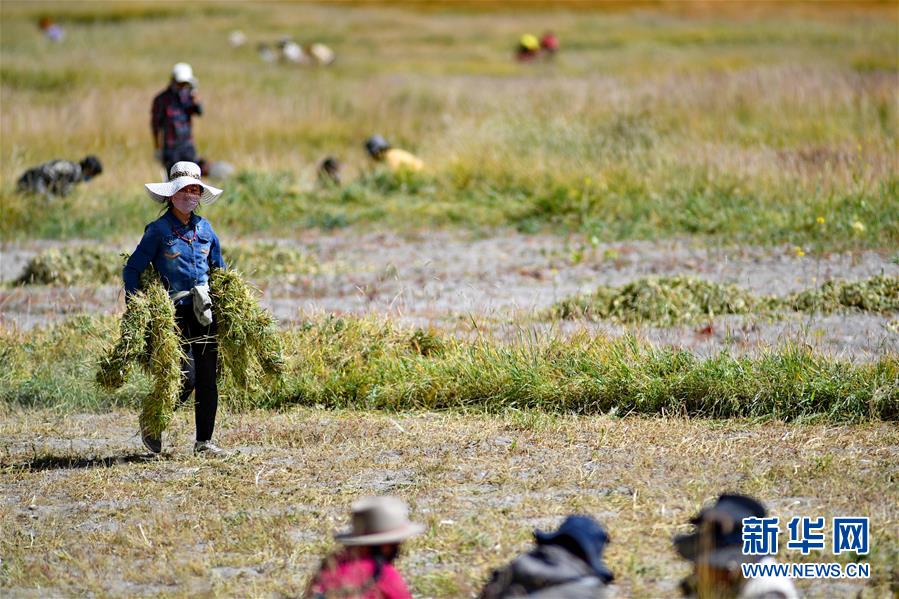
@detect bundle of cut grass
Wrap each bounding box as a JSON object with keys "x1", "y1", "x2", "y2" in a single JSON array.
[
  {"x1": 785, "y1": 275, "x2": 899, "y2": 314},
  {"x1": 95, "y1": 270, "x2": 183, "y2": 437},
  {"x1": 95, "y1": 291, "x2": 151, "y2": 390},
  {"x1": 210, "y1": 269, "x2": 285, "y2": 404},
  {"x1": 138, "y1": 281, "x2": 183, "y2": 438},
  {"x1": 551, "y1": 276, "x2": 760, "y2": 326},
  {"x1": 15, "y1": 247, "x2": 120, "y2": 286}
]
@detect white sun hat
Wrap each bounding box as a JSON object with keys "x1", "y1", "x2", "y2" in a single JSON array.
[
  {"x1": 145, "y1": 161, "x2": 223, "y2": 205},
  {"x1": 172, "y1": 62, "x2": 198, "y2": 87},
  {"x1": 334, "y1": 496, "x2": 425, "y2": 546}
]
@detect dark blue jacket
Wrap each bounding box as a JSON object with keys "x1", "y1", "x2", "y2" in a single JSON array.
[{"x1": 123, "y1": 210, "x2": 225, "y2": 302}]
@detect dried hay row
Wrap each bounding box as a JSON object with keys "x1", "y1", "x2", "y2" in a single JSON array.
[
  {"x1": 13, "y1": 243, "x2": 319, "y2": 286},
  {"x1": 551, "y1": 274, "x2": 899, "y2": 325}
]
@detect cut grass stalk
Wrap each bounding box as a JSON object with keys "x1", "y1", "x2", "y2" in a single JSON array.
[{"x1": 210, "y1": 268, "x2": 286, "y2": 407}]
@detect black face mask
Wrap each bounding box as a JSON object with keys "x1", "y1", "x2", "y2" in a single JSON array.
[{"x1": 373, "y1": 544, "x2": 400, "y2": 563}]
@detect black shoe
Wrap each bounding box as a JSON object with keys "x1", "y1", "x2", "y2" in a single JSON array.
[{"x1": 141, "y1": 428, "x2": 162, "y2": 454}]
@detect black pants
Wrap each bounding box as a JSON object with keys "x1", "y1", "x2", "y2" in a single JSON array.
[
  {"x1": 163, "y1": 145, "x2": 199, "y2": 177},
  {"x1": 175, "y1": 302, "x2": 218, "y2": 442}
]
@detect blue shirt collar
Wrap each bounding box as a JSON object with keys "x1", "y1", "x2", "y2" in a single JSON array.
[{"x1": 165, "y1": 209, "x2": 200, "y2": 230}]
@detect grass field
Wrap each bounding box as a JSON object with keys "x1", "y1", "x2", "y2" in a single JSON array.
[
  {"x1": 1, "y1": 1, "x2": 896, "y2": 248},
  {"x1": 2, "y1": 2, "x2": 898, "y2": 597}
]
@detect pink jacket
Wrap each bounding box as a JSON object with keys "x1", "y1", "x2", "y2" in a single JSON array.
[{"x1": 307, "y1": 552, "x2": 412, "y2": 599}]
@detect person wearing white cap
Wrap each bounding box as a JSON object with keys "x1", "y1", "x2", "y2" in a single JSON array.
[
  {"x1": 151, "y1": 63, "x2": 204, "y2": 175},
  {"x1": 305, "y1": 496, "x2": 425, "y2": 598},
  {"x1": 123, "y1": 161, "x2": 227, "y2": 457}
]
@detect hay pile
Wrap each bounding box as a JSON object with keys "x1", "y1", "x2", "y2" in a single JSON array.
[
  {"x1": 14, "y1": 242, "x2": 318, "y2": 287},
  {"x1": 785, "y1": 275, "x2": 898, "y2": 313},
  {"x1": 551, "y1": 275, "x2": 899, "y2": 325},
  {"x1": 96, "y1": 268, "x2": 284, "y2": 435},
  {"x1": 15, "y1": 247, "x2": 120, "y2": 286},
  {"x1": 551, "y1": 276, "x2": 760, "y2": 325},
  {"x1": 96, "y1": 270, "x2": 183, "y2": 437}
]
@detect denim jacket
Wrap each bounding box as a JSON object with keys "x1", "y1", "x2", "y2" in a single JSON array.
[{"x1": 123, "y1": 210, "x2": 225, "y2": 303}]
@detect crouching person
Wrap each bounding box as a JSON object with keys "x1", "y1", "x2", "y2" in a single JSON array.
[
  {"x1": 16, "y1": 155, "x2": 102, "y2": 198},
  {"x1": 674, "y1": 494, "x2": 799, "y2": 599},
  {"x1": 479, "y1": 515, "x2": 614, "y2": 598},
  {"x1": 305, "y1": 496, "x2": 425, "y2": 599},
  {"x1": 364, "y1": 135, "x2": 424, "y2": 173}
]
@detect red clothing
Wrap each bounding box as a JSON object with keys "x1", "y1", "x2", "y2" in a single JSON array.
[
  {"x1": 540, "y1": 33, "x2": 559, "y2": 52},
  {"x1": 307, "y1": 552, "x2": 412, "y2": 599}
]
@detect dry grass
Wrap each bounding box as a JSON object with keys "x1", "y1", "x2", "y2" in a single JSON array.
[
  {"x1": 0, "y1": 408, "x2": 895, "y2": 597},
  {"x1": 1, "y1": 2, "x2": 895, "y2": 248}
]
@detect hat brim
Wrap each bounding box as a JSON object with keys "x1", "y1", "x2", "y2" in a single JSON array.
[
  {"x1": 173, "y1": 76, "x2": 198, "y2": 87},
  {"x1": 673, "y1": 533, "x2": 760, "y2": 569},
  {"x1": 145, "y1": 176, "x2": 222, "y2": 205},
  {"x1": 334, "y1": 522, "x2": 425, "y2": 546}
]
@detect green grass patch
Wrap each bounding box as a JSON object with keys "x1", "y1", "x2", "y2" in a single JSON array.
[
  {"x1": 3, "y1": 314, "x2": 896, "y2": 422},
  {"x1": 551, "y1": 275, "x2": 898, "y2": 325}
]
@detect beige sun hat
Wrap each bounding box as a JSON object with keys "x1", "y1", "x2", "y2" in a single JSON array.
[
  {"x1": 145, "y1": 161, "x2": 223, "y2": 205},
  {"x1": 334, "y1": 496, "x2": 426, "y2": 546}
]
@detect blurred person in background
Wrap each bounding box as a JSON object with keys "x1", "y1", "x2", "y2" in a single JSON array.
[
  {"x1": 305, "y1": 496, "x2": 424, "y2": 599},
  {"x1": 152, "y1": 63, "x2": 204, "y2": 176},
  {"x1": 365, "y1": 135, "x2": 424, "y2": 173},
  {"x1": 16, "y1": 155, "x2": 102, "y2": 198},
  {"x1": 38, "y1": 16, "x2": 64, "y2": 42},
  {"x1": 228, "y1": 30, "x2": 246, "y2": 48},
  {"x1": 540, "y1": 31, "x2": 559, "y2": 57},
  {"x1": 318, "y1": 156, "x2": 342, "y2": 186},
  {"x1": 279, "y1": 37, "x2": 310, "y2": 64},
  {"x1": 257, "y1": 42, "x2": 277, "y2": 63},
  {"x1": 516, "y1": 33, "x2": 540, "y2": 61},
  {"x1": 674, "y1": 494, "x2": 798, "y2": 599},
  {"x1": 309, "y1": 42, "x2": 336, "y2": 66},
  {"x1": 479, "y1": 515, "x2": 614, "y2": 598}
]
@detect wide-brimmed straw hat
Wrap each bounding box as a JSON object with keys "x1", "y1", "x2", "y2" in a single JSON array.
[
  {"x1": 145, "y1": 161, "x2": 222, "y2": 205},
  {"x1": 334, "y1": 496, "x2": 425, "y2": 546}
]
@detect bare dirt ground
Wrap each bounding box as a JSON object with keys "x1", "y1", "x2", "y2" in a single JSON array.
[
  {"x1": 1, "y1": 408, "x2": 896, "y2": 598},
  {"x1": 2, "y1": 231, "x2": 896, "y2": 358}
]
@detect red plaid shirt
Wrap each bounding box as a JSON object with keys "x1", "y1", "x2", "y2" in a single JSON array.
[{"x1": 151, "y1": 85, "x2": 202, "y2": 151}]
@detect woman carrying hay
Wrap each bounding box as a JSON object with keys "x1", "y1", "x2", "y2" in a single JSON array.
[{"x1": 123, "y1": 161, "x2": 227, "y2": 456}]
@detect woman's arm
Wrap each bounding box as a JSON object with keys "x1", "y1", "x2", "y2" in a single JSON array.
[
  {"x1": 208, "y1": 227, "x2": 226, "y2": 270},
  {"x1": 123, "y1": 224, "x2": 161, "y2": 295}
]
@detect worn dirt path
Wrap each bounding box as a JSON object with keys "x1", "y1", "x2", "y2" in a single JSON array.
[{"x1": 2, "y1": 231, "x2": 896, "y2": 358}]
